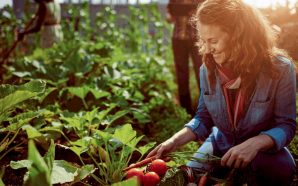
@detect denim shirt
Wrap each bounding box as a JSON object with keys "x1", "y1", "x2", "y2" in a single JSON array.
[{"x1": 185, "y1": 56, "x2": 297, "y2": 153}]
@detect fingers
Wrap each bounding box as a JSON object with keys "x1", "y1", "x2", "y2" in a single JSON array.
[
  {"x1": 233, "y1": 158, "x2": 242, "y2": 169},
  {"x1": 146, "y1": 144, "x2": 161, "y2": 158},
  {"x1": 221, "y1": 149, "x2": 236, "y2": 167},
  {"x1": 221, "y1": 149, "x2": 250, "y2": 169},
  {"x1": 221, "y1": 150, "x2": 230, "y2": 167}
]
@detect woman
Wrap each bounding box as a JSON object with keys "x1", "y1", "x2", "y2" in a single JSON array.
[
  {"x1": 147, "y1": 0, "x2": 296, "y2": 185},
  {"x1": 17, "y1": 0, "x2": 63, "y2": 48}
]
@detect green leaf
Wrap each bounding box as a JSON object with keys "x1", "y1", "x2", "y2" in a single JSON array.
[
  {"x1": 69, "y1": 137, "x2": 92, "y2": 156},
  {"x1": 126, "y1": 135, "x2": 143, "y2": 149},
  {"x1": 111, "y1": 177, "x2": 139, "y2": 186},
  {"x1": 89, "y1": 88, "x2": 110, "y2": 99},
  {"x1": 20, "y1": 80, "x2": 46, "y2": 93},
  {"x1": 137, "y1": 142, "x2": 156, "y2": 156},
  {"x1": 97, "y1": 104, "x2": 117, "y2": 121},
  {"x1": 106, "y1": 110, "x2": 129, "y2": 125},
  {"x1": 0, "y1": 80, "x2": 45, "y2": 99},
  {"x1": 5, "y1": 111, "x2": 40, "y2": 132},
  {"x1": 10, "y1": 160, "x2": 32, "y2": 169},
  {"x1": 51, "y1": 160, "x2": 79, "y2": 184},
  {"x1": 73, "y1": 164, "x2": 96, "y2": 183},
  {"x1": 84, "y1": 108, "x2": 98, "y2": 123},
  {"x1": 23, "y1": 125, "x2": 43, "y2": 139},
  {"x1": 51, "y1": 161, "x2": 96, "y2": 184},
  {"x1": 0, "y1": 166, "x2": 4, "y2": 186},
  {"x1": 0, "y1": 80, "x2": 45, "y2": 123},
  {"x1": 96, "y1": 130, "x2": 112, "y2": 143},
  {"x1": 0, "y1": 91, "x2": 37, "y2": 116},
  {"x1": 11, "y1": 160, "x2": 96, "y2": 185},
  {"x1": 61, "y1": 117, "x2": 84, "y2": 131},
  {"x1": 0, "y1": 138, "x2": 9, "y2": 153},
  {"x1": 38, "y1": 87, "x2": 57, "y2": 103},
  {"x1": 12, "y1": 71, "x2": 31, "y2": 78},
  {"x1": 113, "y1": 124, "x2": 136, "y2": 145},
  {"x1": 24, "y1": 140, "x2": 51, "y2": 186},
  {"x1": 44, "y1": 140, "x2": 55, "y2": 174},
  {"x1": 67, "y1": 86, "x2": 90, "y2": 100}
]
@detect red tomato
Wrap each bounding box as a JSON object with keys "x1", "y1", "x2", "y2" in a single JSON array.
[
  {"x1": 148, "y1": 159, "x2": 167, "y2": 176},
  {"x1": 125, "y1": 168, "x2": 144, "y2": 184},
  {"x1": 143, "y1": 172, "x2": 160, "y2": 186}
]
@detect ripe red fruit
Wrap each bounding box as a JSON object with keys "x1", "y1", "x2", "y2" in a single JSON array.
[
  {"x1": 148, "y1": 159, "x2": 167, "y2": 176},
  {"x1": 125, "y1": 168, "x2": 144, "y2": 184},
  {"x1": 143, "y1": 172, "x2": 160, "y2": 186}
]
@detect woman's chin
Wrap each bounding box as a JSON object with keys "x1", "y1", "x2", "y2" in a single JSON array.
[{"x1": 214, "y1": 58, "x2": 223, "y2": 65}]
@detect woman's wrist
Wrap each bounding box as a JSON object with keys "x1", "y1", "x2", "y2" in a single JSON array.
[{"x1": 251, "y1": 134, "x2": 275, "y2": 152}]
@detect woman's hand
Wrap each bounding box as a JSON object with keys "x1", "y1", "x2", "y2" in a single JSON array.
[
  {"x1": 146, "y1": 139, "x2": 177, "y2": 159},
  {"x1": 146, "y1": 127, "x2": 197, "y2": 159},
  {"x1": 221, "y1": 134, "x2": 275, "y2": 169}
]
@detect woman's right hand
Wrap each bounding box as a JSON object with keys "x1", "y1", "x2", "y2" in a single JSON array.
[
  {"x1": 146, "y1": 127, "x2": 196, "y2": 159},
  {"x1": 146, "y1": 138, "x2": 177, "y2": 159}
]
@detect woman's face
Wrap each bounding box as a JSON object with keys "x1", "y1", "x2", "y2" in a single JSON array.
[{"x1": 198, "y1": 23, "x2": 231, "y2": 65}]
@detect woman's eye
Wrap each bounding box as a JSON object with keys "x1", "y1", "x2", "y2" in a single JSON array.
[{"x1": 211, "y1": 41, "x2": 218, "y2": 44}]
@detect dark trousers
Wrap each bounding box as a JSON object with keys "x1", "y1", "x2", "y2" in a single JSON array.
[
  {"x1": 172, "y1": 38, "x2": 202, "y2": 115},
  {"x1": 251, "y1": 148, "x2": 296, "y2": 186}
]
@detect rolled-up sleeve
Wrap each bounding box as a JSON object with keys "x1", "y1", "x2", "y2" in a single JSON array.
[
  {"x1": 185, "y1": 66, "x2": 214, "y2": 141},
  {"x1": 261, "y1": 57, "x2": 297, "y2": 151}
]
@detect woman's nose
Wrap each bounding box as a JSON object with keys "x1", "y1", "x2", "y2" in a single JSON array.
[{"x1": 205, "y1": 44, "x2": 215, "y2": 54}]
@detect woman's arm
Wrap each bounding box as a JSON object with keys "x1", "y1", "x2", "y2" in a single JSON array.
[
  {"x1": 221, "y1": 57, "x2": 297, "y2": 169},
  {"x1": 147, "y1": 66, "x2": 215, "y2": 158},
  {"x1": 221, "y1": 134, "x2": 275, "y2": 168},
  {"x1": 260, "y1": 57, "x2": 297, "y2": 150},
  {"x1": 146, "y1": 127, "x2": 196, "y2": 158}
]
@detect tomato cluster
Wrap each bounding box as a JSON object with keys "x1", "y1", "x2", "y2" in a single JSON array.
[{"x1": 125, "y1": 159, "x2": 167, "y2": 186}]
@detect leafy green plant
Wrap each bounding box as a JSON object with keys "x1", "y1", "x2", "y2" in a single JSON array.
[
  {"x1": 11, "y1": 140, "x2": 96, "y2": 185},
  {"x1": 0, "y1": 80, "x2": 46, "y2": 161},
  {"x1": 65, "y1": 124, "x2": 155, "y2": 185}
]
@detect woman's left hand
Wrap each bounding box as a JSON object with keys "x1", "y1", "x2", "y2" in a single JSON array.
[{"x1": 221, "y1": 134, "x2": 275, "y2": 169}]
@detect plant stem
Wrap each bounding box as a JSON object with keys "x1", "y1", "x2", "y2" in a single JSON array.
[{"x1": 0, "y1": 141, "x2": 25, "y2": 161}]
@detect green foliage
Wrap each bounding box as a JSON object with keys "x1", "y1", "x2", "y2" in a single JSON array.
[
  {"x1": 11, "y1": 140, "x2": 96, "y2": 185},
  {"x1": 25, "y1": 140, "x2": 52, "y2": 186},
  {"x1": 112, "y1": 177, "x2": 139, "y2": 186},
  {"x1": 0, "y1": 5, "x2": 19, "y2": 55},
  {"x1": 0, "y1": 80, "x2": 46, "y2": 122},
  {"x1": 0, "y1": 4, "x2": 195, "y2": 185},
  {"x1": 66, "y1": 124, "x2": 155, "y2": 185}
]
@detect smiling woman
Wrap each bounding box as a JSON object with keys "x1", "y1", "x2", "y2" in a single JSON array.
[
  {"x1": 146, "y1": 0, "x2": 297, "y2": 185},
  {"x1": 243, "y1": 0, "x2": 297, "y2": 8}
]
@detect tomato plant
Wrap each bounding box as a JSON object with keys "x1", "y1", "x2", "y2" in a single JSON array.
[
  {"x1": 148, "y1": 159, "x2": 167, "y2": 176},
  {"x1": 126, "y1": 168, "x2": 144, "y2": 184},
  {"x1": 143, "y1": 172, "x2": 160, "y2": 186}
]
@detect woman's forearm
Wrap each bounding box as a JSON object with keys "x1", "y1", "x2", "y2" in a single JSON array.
[
  {"x1": 250, "y1": 134, "x2": 275, "y2": 152},
  {"x1": 169, "y1": 127, "x2": 197, "y2": 147}
]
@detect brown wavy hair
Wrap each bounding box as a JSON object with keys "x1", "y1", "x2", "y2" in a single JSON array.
[{"x1": 191, "y1": 0, "x2": 291, "y2": 95}]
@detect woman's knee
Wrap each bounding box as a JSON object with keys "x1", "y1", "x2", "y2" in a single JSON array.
[{"x1": 251, "y1": 148, "x2": 296, "y2": 185}]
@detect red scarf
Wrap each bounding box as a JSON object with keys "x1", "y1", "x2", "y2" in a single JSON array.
[{"x1": 217, "y1": 65, "x2": 245, "y2": 130}]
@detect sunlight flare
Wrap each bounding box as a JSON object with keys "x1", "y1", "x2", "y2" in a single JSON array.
[{"x1": 243, "y1": 0, "x2": 297, "y2": 8}]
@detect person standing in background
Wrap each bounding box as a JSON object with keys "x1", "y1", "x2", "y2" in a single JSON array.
[
  {"x1": 167, "y1": 0, "x2": 204, "y2": 116},
  {"x1": 17, "y1": 0, "x2": 63, "y2": 48}
]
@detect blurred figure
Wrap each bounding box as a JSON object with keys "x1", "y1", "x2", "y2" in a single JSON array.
[
  {"x1": 17, "y1": 0, "x2": 63, "y2": 48},
  {"x1": 167, "y1": 0, "x2": 204, "y2": 116}
]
